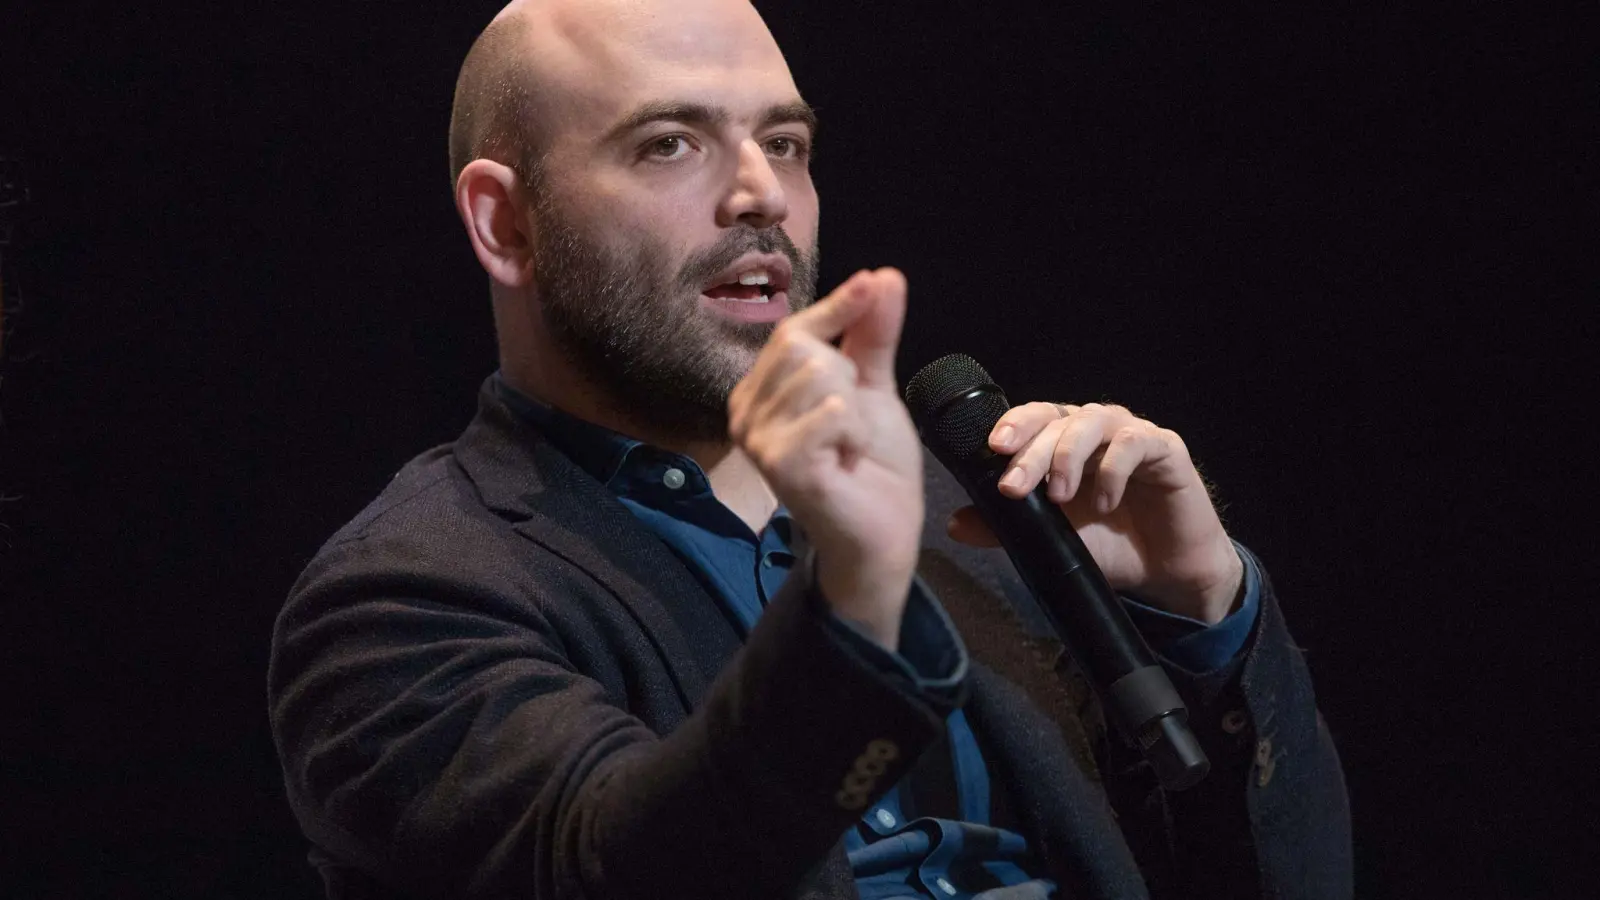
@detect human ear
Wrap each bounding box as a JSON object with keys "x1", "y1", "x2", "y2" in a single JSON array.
[{"x1": 455, "y1": 159, "x2": 535, "y2": 288}]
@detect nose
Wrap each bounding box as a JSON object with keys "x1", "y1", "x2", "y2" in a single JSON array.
[{"x1": 717, "y1": 139, "x2": 789, "y2": 229}]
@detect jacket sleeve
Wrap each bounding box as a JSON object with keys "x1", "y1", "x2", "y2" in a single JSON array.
[
  {"x1": 268, "y1": 532, "x2": 962, "y2": 900},
  {"x1": 1103, "y1": 544, "x2": 1354, "y2": 899}
]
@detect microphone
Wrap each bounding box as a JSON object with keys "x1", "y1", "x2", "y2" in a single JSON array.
[{"x1": 905, "y1": 353, "x2": 1209, "y2": 791}]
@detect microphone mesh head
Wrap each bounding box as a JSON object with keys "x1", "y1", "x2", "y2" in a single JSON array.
[{"x1": 904, "y1": 353, "x2": 1012, "y2": 462}]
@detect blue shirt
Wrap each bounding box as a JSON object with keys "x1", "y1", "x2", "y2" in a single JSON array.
[{"x1": 494, "y1": 375, "x2": 1261, "y2": 899}]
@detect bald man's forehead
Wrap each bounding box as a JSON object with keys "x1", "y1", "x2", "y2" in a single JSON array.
[{"x1": 500, "y1": 0, "x2": 801, "y2": 144}]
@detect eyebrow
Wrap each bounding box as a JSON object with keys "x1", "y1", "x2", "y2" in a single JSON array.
[{"x1": 604, "y1": 100, "x2": 819, "y2": 143}]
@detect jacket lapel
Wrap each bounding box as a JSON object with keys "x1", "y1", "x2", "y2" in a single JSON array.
[
  {"x1": 963, "y1": 666, "x2": 1150, "y2": 900},
  {"x1": 452, "y1": 381, "x2": 742, "y2": 710},
  {"x1": 916, "y1": 548, "x2": 1102, "y2": 782},
  {"x1": 917, "y1": 456, "x2": 1154, "y2": 899},
  {"x1": 915, "y1": 455, "x2": 1109, "y2": 780}
]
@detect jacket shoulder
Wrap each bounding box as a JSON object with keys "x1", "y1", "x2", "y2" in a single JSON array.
[
  {"x1": 288, "y1": 441, "x2": 541, "y2": 606},
  {"x1": 327, "y1": 443, "x2": 465, "y2": 543}
]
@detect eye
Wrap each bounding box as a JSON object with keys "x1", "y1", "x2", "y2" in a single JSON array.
[
  {"x1": 644, "y1": 135, "x2": 695, "y2": 161},
  {"x1": 764, "y1": 136, "x2": 811, "y2": 161}
]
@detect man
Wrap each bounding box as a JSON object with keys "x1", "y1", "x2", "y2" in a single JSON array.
[{"x1": 269, "y1": 1, "x2": 1352, "y2": 897}]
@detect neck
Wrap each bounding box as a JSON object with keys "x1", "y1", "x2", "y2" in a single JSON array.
[{"x1": 500, "y1": 351, "x2": 779, "y2": 535}]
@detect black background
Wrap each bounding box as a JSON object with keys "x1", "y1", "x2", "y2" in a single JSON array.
[{"x1": 2, "y1": 2, "x2": 1591, "y2": 897}]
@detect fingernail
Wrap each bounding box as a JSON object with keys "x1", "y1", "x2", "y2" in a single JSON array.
[
  {"x1": 992, "y1": 425, "x2": 1015, "y2": 448},
  {"x1": 1000, "y1": 468, "x2": 1027, "y2": 491},
  {"x1": 1096, "y1": 492, "x2": 1113, "y2": 513}
]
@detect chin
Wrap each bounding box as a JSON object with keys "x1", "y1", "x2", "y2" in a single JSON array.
[
  {"x1": 718, "y1": 342, "x2": 764, "y2": 379},
  {"x1": 682, "y1": 315, "x2": 775, "y2": 391}
]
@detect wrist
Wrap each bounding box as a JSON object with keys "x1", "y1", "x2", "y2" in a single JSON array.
[
  {"x1": 814, "y1": 548, "x2": 916, "y2": 652},
  {"x1": 1166, "y1": 547, "x2": 1246, "y2": 625}
]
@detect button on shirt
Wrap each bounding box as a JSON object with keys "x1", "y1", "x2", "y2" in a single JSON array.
[{"x1": 494, "y1": 375, "x2": 1262, "y2": 899}]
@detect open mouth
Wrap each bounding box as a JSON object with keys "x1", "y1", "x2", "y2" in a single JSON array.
[
  {"x1": 703, "y1": 272, "x2": 779, "y2": 303},
  {"x1": 700, "y1": 254, "x2": 793, "y2": 305},
  {"x1": 698, "y1": 254, "x2": 794, "y2": 323}
]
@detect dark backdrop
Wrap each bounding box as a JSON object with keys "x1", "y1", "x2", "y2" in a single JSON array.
[{"x1": 2, "y1": 2, "x2": 1590, "y2": 897}]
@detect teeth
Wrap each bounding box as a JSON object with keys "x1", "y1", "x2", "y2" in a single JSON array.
[{"x1": 737, "y1": 271, "x2": 772, "y2": 286}]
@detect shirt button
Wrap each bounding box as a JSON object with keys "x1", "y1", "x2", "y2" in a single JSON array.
[
  {"x1": 874, "y1": 808, "x2": 896, "y2": 828},
  {"x1": 935, "y1": 876, "x2": 958, "y2": 895},
  {"x1": 662, "y1": 467, "x2": 686, "y2": 489}
]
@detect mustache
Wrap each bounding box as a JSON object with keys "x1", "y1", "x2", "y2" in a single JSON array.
[{"x1": 678, "y1": 227, "x2": 807, "y2": 291}]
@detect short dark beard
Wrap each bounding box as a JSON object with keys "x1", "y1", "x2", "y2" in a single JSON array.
[{"x1": 531, "y1": 197, "x2": 819, "y2": 445}]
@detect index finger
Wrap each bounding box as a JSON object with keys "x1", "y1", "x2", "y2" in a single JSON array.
[
  {"x1": 989, "y1": 401, "x2": 1078, "y2": 453},
  {"x1": 838, "y1": 268, "x2": 907, "y2": 390}
]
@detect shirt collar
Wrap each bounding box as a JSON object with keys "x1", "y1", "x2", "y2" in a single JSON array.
[
  {"x1": 492, "y1": 373, "x2": 794, "y2": 532},
  {"x1": 493, "y1": 373, "x2": 659, "y2": 488}
]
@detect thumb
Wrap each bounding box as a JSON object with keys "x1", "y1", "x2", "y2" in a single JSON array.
[
  {"x1": 839, "y1": 268, "x2": 908, "y2": 389},
  {"x1": 783, "y1": 269, "x2": 878, "y2": 343}
]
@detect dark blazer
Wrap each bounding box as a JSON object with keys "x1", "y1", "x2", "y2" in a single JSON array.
[{"x1": 269, "y1": 381, "x2": 1351, "y2": 900}]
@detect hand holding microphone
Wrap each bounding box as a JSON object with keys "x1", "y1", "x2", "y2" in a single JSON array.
[
  {"x1": 906, "y1": 355, "x2": 1221, "y2": 790},
  {"x1": 947, "y1": 401, "x2": 1244, "y2": 625}
]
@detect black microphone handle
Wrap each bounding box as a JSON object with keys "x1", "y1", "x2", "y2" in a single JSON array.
[{"x1": 948, "y1": 446, "x2": 1210, "y2": 791}]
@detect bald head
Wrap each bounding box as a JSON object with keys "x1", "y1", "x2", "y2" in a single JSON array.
[
  {"x1": 448, "y1": 8, "x2": 540, "y2": 190},
  {"x1": 448, "y1": 0, "x2": 797, "y2": 192}
]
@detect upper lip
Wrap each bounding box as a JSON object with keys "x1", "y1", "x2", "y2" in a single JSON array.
[{"x1": 702, "y1": 253, "x2": 793, "y2": 293}]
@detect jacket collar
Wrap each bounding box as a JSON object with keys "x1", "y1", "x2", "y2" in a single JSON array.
[{"x1": 452, "y1": 377, "x2": 744, "y2": 709}]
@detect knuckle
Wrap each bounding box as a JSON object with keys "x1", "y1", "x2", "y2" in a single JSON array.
[
  {"x1": 763, "y1": 437, "x2": 802, "y2": 475},
  {"x1": 1031, "y1": 403, "x2": 1065, "y2": 425},
  {"x1": 772, "y1": 327, "x2": 809, "y2": 361},
  {"x1": 745, "y1": 436, "x2": 775, "y2": 471},
  {"x1": 785, "y1": 338, "x2": 816, "y2": 367},
  {"x1": 1024, "y1": 422, "x2": 1063, "y2": 460},
  {"x1": 1050, "y1": 437, "x2": 1077, "y2": 471}
]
